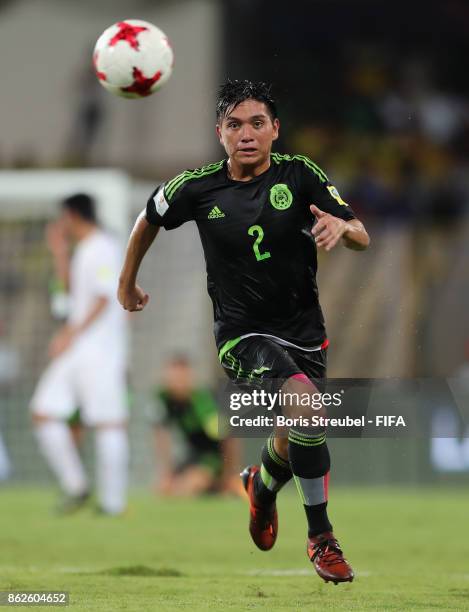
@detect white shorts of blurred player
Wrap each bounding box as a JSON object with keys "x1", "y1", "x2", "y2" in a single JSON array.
[{"x1": 30, "y1": 341, "x2": 127, "y2": 426}]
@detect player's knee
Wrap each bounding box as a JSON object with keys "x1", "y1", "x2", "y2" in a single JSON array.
[
  {"x1": 273, "y1": 436, "x2": 288, "y2": 459},
  {"x1": 281, "y1": 376, "x2": 326, "y2": 421}
]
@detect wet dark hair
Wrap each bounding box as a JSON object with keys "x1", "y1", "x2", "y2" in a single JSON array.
[
  {"x1": 62, "y1": 193, "x2": 96, "y2": 223},
  {"x1": 216, "y1": 79, "x2": 278, "y2": 122}
]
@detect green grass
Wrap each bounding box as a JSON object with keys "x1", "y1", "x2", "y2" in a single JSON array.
[{"x1": 0, "y1": 486, "x2": 468, "y2": 610}]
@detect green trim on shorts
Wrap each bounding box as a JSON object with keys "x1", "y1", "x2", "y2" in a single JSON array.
[{"x1": 218, "y1": 337, "x2": 243, "y2": 363}]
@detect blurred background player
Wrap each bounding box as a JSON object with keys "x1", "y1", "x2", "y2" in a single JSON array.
[
  {"x1": 151, "y1": 355, "x2": 243, "y2": 497},
  {"x1": 30, "y1": 194, "x2": 129, "y2": 515}
]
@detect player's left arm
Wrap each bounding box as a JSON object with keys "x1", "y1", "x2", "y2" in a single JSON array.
[{"x1": 310, "y1": 205, "x2": 370, "y2": 252}]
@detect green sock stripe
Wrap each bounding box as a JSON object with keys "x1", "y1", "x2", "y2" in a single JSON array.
[
  {"x1": 289, "y1": 428, "x2": 326, "y2": 439},
  {"x1": 288, "y1": 432, "x2": 326, "y2": 445},
  {"x1": 166, "y1": 161, "x2": 224, "y2": 201},
  {"x1": 260, "y1": 464, "x2": 273, "y2": 490},
  {"x1": 293, "y1": 474, "x2": 307, "y2": 504},
  {"x1": 288, "y1": 432, "x2": 326, "y2": 447},
  {"x1": 267, "y1": 436, "x2": 289, "y2": 468},
  {"x1": 289, "y1": 428, "x2": 326, "y2": 441},
  {"x1": 288, "y1": 437, "x2": 326, "y2": 447}
]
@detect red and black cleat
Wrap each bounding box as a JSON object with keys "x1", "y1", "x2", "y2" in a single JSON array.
[
  {"x1": 307, "y1": 531, "x2": 354, "y2": 584},
  {"x1": 240, "y1": 465, "x2": 278, "y2": 551}
]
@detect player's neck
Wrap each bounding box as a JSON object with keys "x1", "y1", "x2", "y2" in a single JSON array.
[
  {"x1": 227, "y1": 157, "x2": 271, "y2": 182},
  {"x1": 75, "y1": 223, "x2": 97, "y2": 242}
]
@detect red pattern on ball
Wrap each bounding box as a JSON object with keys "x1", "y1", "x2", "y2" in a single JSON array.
[
  {"x1": 121, "y1": 67, "x2": 162, "y2": 97},
  {"x1": 92, "y1": 52, "x2": 107, "y2": 81},
  {"x1": 109, "y1": 21, "x2": 148, "y2": 50}
]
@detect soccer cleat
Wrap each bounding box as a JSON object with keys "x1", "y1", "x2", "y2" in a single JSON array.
[
  {"x1": 240, "y1": 465, "x2": 278, "y2": 551},
  {"x1": 55, "y1": 490, "x2": 90, "y2": 515},
  {"x1": 307, "y1": 531, "x2": 354, "y2": 584}
]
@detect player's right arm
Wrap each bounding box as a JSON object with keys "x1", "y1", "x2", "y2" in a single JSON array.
[
  {"x1": 118, "y1": 178, "x2": 195, "y2": 311},
  {"x1": 46, "y1": 219, "x2": 70, "y2": 290},
  {"x1": 118, "y1": 210, "x2": 159, "y2": 311}
]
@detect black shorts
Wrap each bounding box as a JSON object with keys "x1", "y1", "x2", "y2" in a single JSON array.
[{"x1": 220, "y1": 336, "x2": 327, "y2": 394}]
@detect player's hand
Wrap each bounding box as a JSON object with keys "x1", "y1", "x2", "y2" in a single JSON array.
[
  {"x1": 118, "y1": 283, "x2": 150, "y2": 312},
  {"x1": 310, "y1": 205, "x2": 348, "y2": 252},
  {"x1": 48, "y1": 325, "x2": 76, "y2": 358}
]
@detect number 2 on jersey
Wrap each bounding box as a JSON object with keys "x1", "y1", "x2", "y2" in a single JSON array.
[{"x1": 248, "y1": 225, "x2": 271, "y2": 262}]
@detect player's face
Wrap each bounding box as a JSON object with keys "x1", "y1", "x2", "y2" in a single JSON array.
[
  {"x1": 163, "y1": 363, "x2": 194, "y2": 399},
  {"x1": 216, "y1": 100, "x2": 279, "y2": 167}
]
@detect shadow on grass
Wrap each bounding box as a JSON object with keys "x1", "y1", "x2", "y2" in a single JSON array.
[{"x1": 89, "y1": 565, "x2": 184, "y2": 578}]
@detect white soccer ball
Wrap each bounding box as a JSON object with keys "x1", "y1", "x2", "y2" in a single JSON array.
[{"x1": 93, "y1": 19, "x2": 174, "y2": 98}]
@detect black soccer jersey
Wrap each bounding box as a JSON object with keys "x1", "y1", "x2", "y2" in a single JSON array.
[{"x1": 146, "y1": 153, "x2": 356, "y2": 353}]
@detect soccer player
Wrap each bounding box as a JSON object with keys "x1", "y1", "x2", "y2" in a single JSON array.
[
  {"x1": 151, "y1": 355, "x2": 243, "y2": 497},
  {"x1": 118, "y1": 81, "x2": 370, "y2": 582},
  {"x1": 31, "y1": 194, "x2": 128, "y2": 515}
]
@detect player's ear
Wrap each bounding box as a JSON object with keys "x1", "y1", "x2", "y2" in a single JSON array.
[
  {"x1": 216, "y1": 124, "x2": 223, "y2": 144},
  {"x1": 272, "y1": 118, "x2": 280, "y2": 141}
]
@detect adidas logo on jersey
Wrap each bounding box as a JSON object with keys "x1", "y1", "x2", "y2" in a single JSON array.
[{"x1": 208, "y1": 206, "x2": 225, "y2": 219}]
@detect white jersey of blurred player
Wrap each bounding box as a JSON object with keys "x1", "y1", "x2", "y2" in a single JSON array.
[
  {"x1": 32, "y1": 231, "x2": 127, "y2": 423},
  {"x1": 31, "y1": 195, "x2": 128, "y2": 515}
]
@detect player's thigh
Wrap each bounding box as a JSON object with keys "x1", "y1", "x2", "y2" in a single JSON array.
[
  {"x1": 288, "y1": 347, "x2": 328, "y2": 391},
  {"x1": 76, "y1": 356, "x2": 127, "y2": 426},
  {"x1": 30, "y1": 352, "x2": 77, "y2": 419}
]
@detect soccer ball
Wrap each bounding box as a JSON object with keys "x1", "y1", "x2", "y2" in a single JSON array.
[{"x1": 93, "y1": 19, "x2": 174, "y2": 98}]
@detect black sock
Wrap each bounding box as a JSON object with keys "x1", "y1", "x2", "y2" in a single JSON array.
[
  {"x1": 253, "y1": 434, "x2": 292, "y2": 507},
  {"x1": 288, "y1": 428, "x2": 333, "y2": 537}
]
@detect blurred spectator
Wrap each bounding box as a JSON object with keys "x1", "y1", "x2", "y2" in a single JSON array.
[
  {"x1": 151, "y1": 355, "x2": 243, "y2": 497},
  {"x1": 63, "y1": 63, "x2": 106, "y2": 166},
  {"x1": 289, "y1": 54, "x2": 469, "y2": 224}
]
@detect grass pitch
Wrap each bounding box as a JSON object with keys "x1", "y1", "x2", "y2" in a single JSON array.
[{"x1": 0, "y1": 486, "x2": 468, "y2": 610}]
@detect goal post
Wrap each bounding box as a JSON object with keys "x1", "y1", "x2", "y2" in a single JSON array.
[{"x1": 0, "y1": 169, "x2": 132, "y2": 241}]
